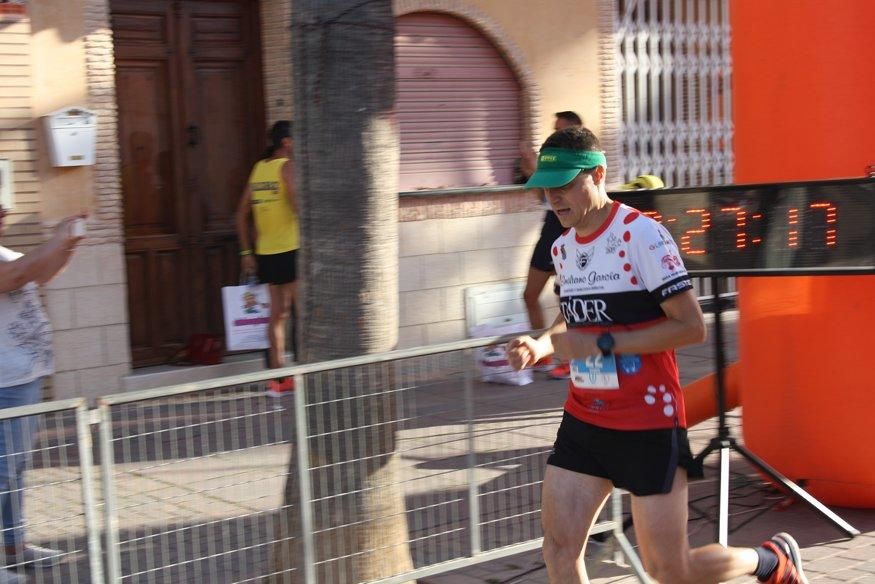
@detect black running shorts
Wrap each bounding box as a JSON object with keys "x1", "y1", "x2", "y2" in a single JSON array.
[
  {"x1": 547, "y1": 411, "x2": 703, "y2": 496},
  {"x1": 256, "y1": 250, "x2": 297, "y2": 285},
  {"x1": 529, "y1": 211, "x2": 565, "y2": 273}
]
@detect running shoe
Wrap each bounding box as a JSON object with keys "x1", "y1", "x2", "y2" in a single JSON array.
[
  {"x1": 548, "y1": 362, "x2": 571, "y2": 380},
  {"x1": 763, "y1": 532, "x2": 809, "y2": 584},
  {"x1": 266, "y1": 377, "x2": 295, "y2": 398},
  {"x1": 533, "y1": 357, "x2": 554, "y2": 373}
]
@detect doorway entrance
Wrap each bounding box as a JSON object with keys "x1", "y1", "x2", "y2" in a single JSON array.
[{"x1": 112, "y1": 0, "x2": 265, "y2": 366}]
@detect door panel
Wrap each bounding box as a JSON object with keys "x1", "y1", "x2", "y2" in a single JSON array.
[
  {"x1": 117, "y1": 64, "x2": 178, "y2": 236},
  {"x1": 191, "y1": 66, "x2": 251, "y2": 230},
  {"x1": 200, "y1": 243, "x2": 238, "y2": 340},
  {"x1": 114, "y1": 0, "x2": 190, "y2": 365},
  {"x1": 124, "y1": 254, "x2": 148, "y2": 348},
  {"x1": 154, "y1": 250, "x2": 187, "y2": 339},
  {"x1": 181, "y1": 0, "x2": 264, "y2": 335},
  {"x1": 113, "y1": 0, "x2": 264, "y2": 366}
]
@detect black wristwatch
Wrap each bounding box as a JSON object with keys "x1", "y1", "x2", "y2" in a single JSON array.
[{"x1": 596, "y1": 332, "x2": 615, "y2": 357}]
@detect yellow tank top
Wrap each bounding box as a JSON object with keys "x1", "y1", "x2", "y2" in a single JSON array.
[{"x1": 248, "y1": 157, "x2": 300, "y2": 255}]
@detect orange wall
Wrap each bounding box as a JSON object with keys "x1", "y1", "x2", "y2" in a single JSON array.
[{"x1": 731, "y1": 0, "x2": 875, "y2": 182}]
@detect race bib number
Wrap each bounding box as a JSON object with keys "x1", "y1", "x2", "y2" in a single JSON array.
[{"x1": 571, "y1": 354, "x2": 620, "y2": 390}]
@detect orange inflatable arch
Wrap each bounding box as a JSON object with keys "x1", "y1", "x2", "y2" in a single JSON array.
[
  {"x1": 738, "y1": 277, "x2": 875, "y2": 509},
  {"x1": 682, "y1": 362, "x2": 741, "y2": 428}
]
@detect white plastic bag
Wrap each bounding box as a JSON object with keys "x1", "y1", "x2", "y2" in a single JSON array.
[
  {"x1": 471, "y1": 322, "x2": 533, "y2": 386},
  {"x1": 222, "y1": 283, "x2": 271, "y2": 351}
]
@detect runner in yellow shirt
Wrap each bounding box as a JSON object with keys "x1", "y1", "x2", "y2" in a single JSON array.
[{"x1": 235, "y1": 121, "x2": 299, "y2": 396}]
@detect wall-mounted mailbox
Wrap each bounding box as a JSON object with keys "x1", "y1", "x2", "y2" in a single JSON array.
[{"x1": 43, "y1": 107, "x2": 97, "y2": 167}]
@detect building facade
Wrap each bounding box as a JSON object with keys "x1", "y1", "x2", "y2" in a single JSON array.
[{"x1": 0, "y1": 0, "x2": 732, "y2": 398}]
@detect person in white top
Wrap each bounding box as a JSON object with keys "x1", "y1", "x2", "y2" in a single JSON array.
[{"x1": 0, "y1": 205, "x2": 83, "y2": 581}]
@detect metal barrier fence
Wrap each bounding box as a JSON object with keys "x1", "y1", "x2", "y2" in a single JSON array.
[
  {"x1": 2, "y1": 337, "x2": 650, "y2": 583},
  {"x1": 97, "y1": 380, "x2": 293, "y2": 584},
  {"x1": 0, "y1": 397, "x2": 102, "y2": 583}
]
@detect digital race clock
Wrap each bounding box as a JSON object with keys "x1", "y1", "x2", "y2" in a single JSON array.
[{"x1": 612, "y1": 177, "x2": 875, "y2": 276}]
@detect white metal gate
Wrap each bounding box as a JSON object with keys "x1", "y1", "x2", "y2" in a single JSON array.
[{"x1": 602, "y1": 0, "x2": 733, "y2": 187}]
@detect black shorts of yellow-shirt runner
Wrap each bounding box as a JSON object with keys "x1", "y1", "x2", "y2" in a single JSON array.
[
  {"x1": 256, "y1": 250, "x2": 297, "y2": 285},
  {"x1": 547, "y1": 411, "x2": 704, "y2": 496}
]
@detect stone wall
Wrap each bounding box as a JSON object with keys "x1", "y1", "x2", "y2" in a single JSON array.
[{"x1": 398, "y1": 188, "x2": 558, "y2": 347}]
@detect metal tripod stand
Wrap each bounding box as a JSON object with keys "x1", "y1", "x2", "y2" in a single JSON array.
[{"x1": 693, "y1": 276, "x2": 860, "y2": 544}]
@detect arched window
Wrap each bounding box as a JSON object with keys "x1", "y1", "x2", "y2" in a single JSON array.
[{"x1": 395, "y1": 12, "x2": 522, "y2": 191}]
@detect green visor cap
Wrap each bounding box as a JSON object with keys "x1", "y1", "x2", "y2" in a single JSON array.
[{"x1": 525, "y1": 148, "x2": 608, "y2": 189}]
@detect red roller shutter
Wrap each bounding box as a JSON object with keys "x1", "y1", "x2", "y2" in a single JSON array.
[{"x1": 395, "y1": 12, "x2": 522, "y2": 190}]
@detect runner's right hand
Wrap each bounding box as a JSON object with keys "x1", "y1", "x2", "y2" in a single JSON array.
[{"x1": 506, "y1": 336, "x2": 545, "y2": 371}]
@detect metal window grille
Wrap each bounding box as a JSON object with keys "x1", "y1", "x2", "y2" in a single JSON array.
[{"x1": 612, "y1": 0, "x2": 733, "y2": 187}]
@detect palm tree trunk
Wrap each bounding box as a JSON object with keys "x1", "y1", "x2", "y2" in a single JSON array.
[{"x1": 271, "y1": 1, "x2": 413, "y2": 582}]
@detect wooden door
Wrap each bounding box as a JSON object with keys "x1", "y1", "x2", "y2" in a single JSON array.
[{"x1": 112, "y1": 0, "x2": 265, "y2": 366}]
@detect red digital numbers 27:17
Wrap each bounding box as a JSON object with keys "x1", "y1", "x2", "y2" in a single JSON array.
[{"x1": 641, "y1": 202, "x2": 837, "y2": 255}]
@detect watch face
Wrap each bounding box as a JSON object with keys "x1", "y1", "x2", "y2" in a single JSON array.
[{"x1": 598, "y1": 333, "x2": 614, "y2": 352}]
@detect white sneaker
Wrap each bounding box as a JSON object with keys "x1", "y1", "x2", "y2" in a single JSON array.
[
  {"x1": 9, "y1": 544, "x2": 64, "y2": 569},
  {"x1": 0, "y1": 569, "x2": 25, "y2": 584}
]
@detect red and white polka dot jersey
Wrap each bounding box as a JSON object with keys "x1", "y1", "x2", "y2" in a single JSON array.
[{"x1": 552, "y1": 200, "x2": 694, "y2": 430}]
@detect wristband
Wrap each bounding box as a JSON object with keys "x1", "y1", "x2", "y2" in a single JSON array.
[{"x1": 240, "y1": 249, "x2": 253, "y2": 256}]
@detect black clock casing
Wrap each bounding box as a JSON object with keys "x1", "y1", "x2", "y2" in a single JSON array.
[{"x1": 611, "y1": 177, "x2": 875, "y2": 276}]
